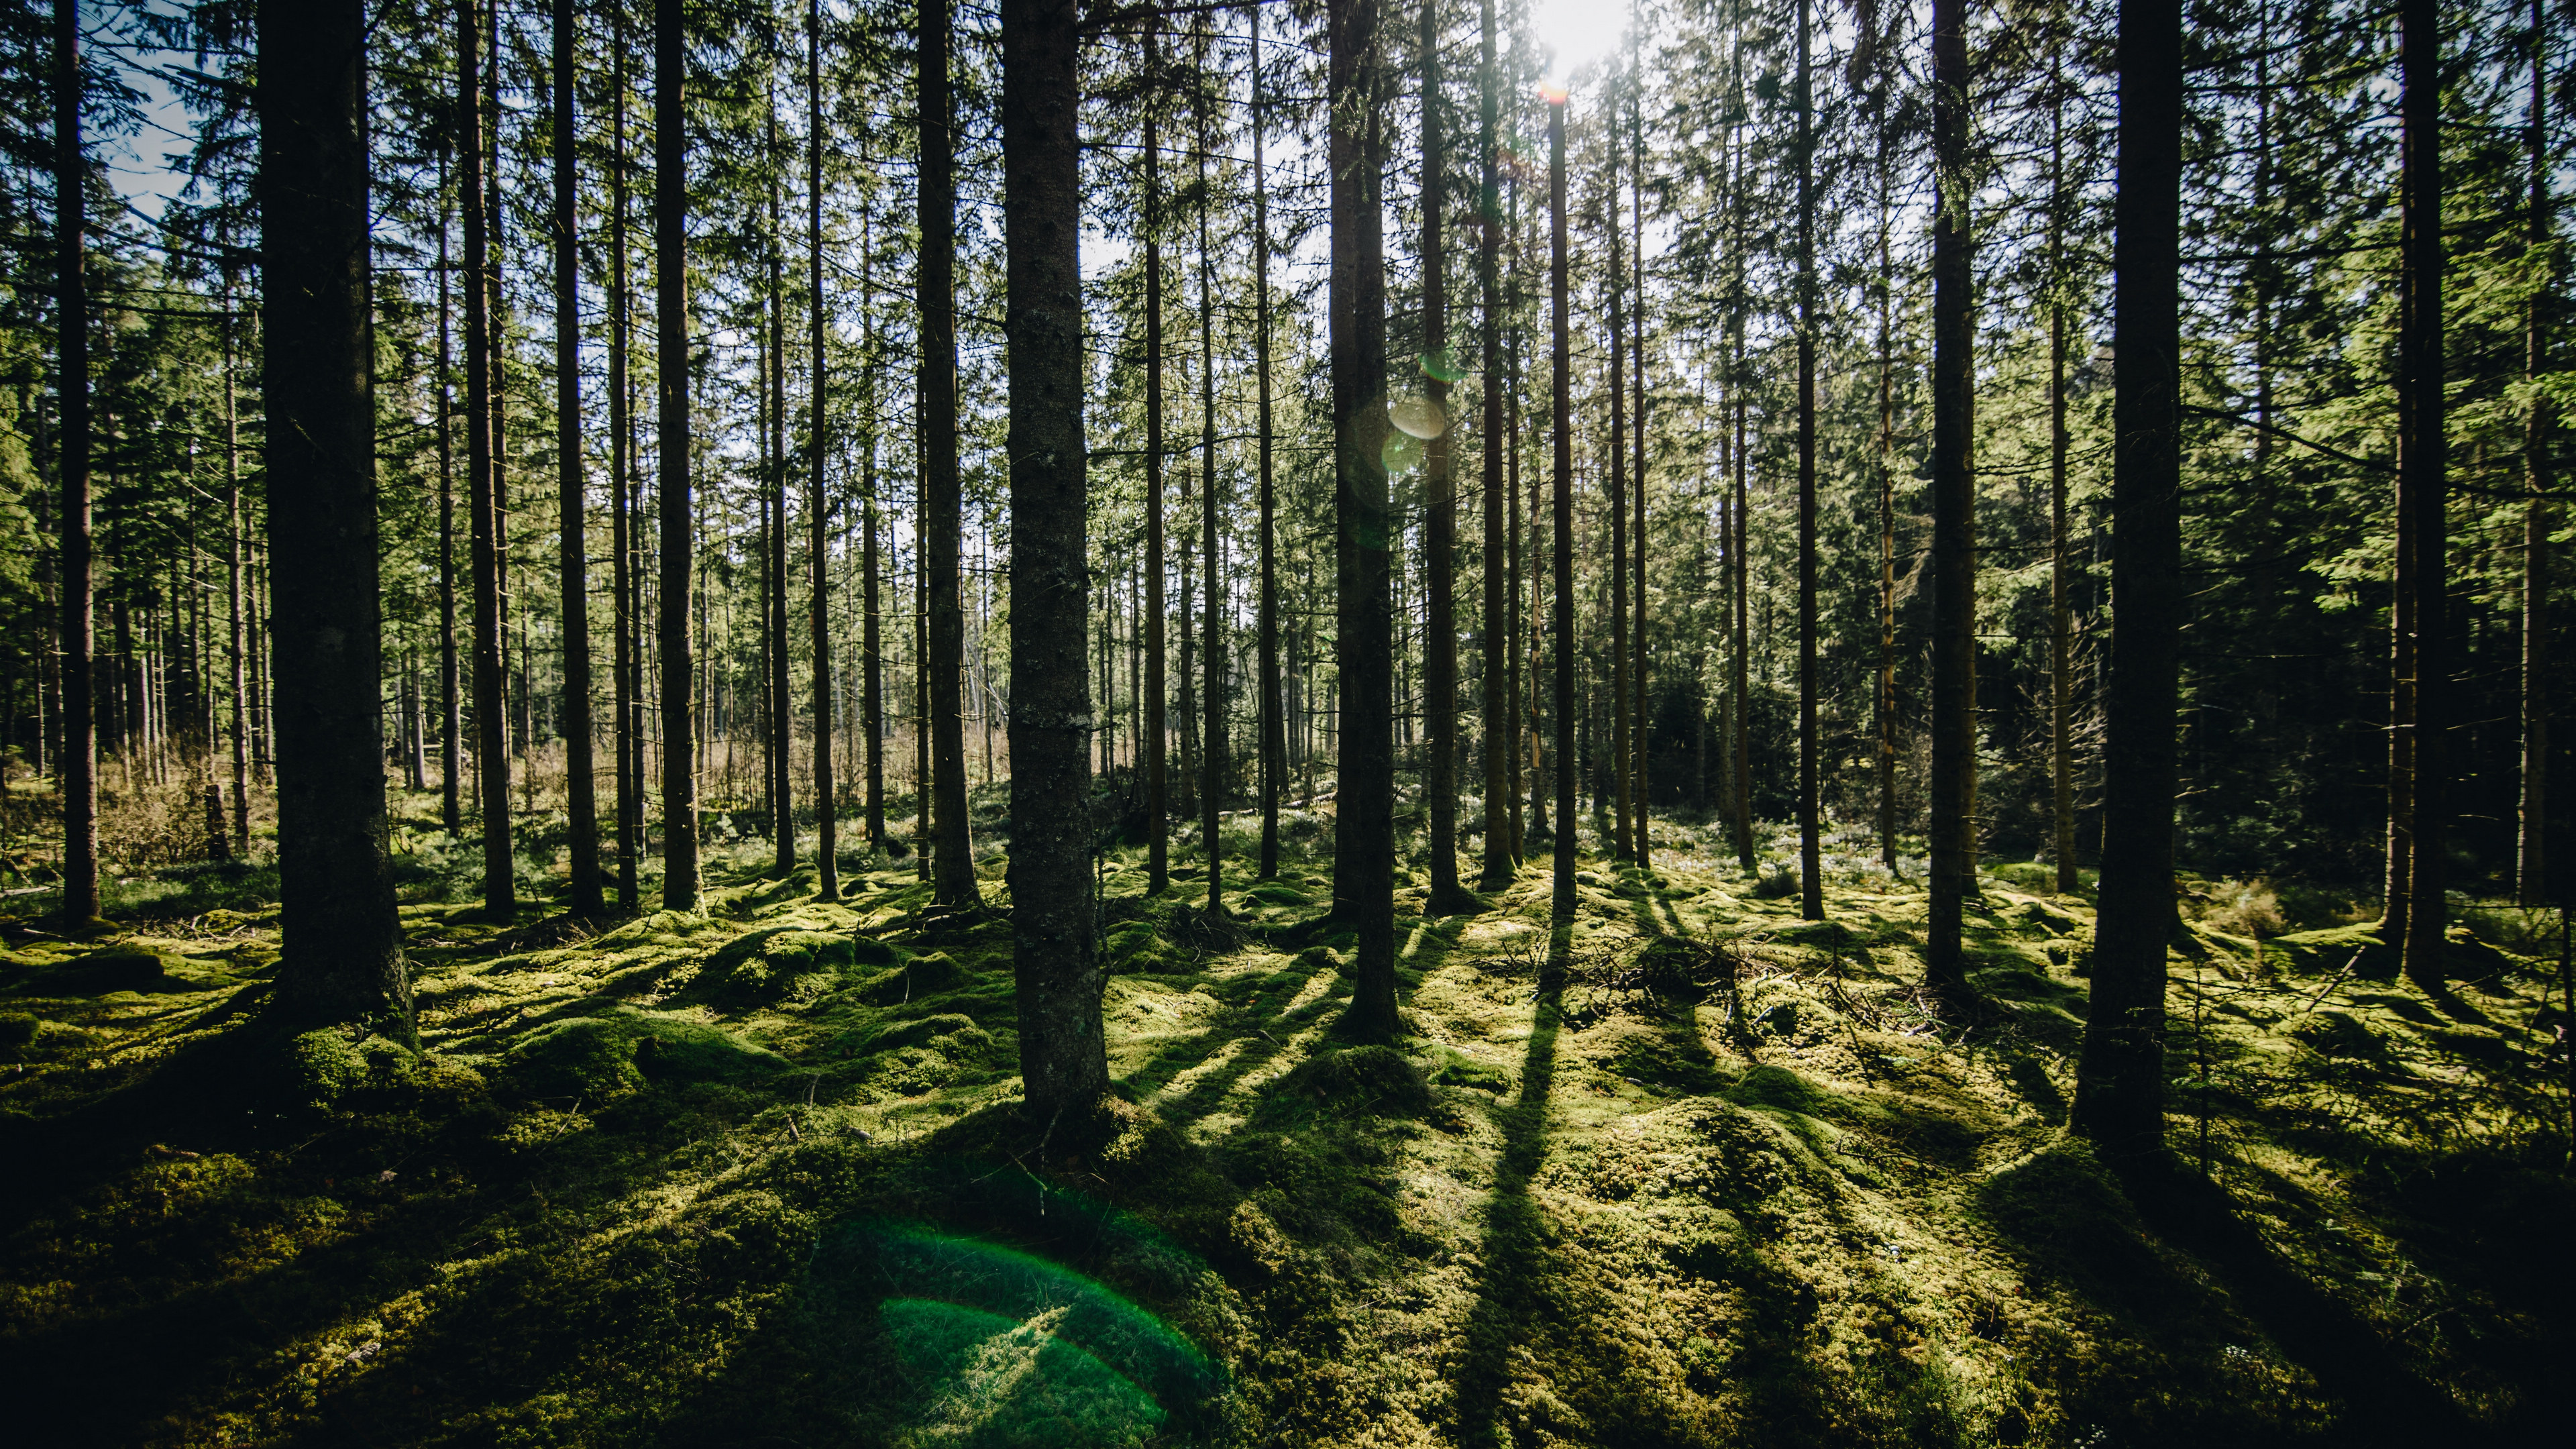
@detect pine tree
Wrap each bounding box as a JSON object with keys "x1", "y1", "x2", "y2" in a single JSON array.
[{"x1": 260, "y1": 0, "x2": 409, "y2": 1031}]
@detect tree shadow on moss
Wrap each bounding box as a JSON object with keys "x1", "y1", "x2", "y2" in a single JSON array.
[{"x1": 1448, "y1": 920, "x2": 1568, "y2": 1446}]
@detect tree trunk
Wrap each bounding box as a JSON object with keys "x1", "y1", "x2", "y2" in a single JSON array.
[
  {"x1": 225, "y1": 264, "x2": 254, "y2": 856},
  {"x1": 1794, "y1": 0, "x2": 1822, "y2": 920},
  {"x1": 920, "y1": 0, "x2": 978, "y2": 909},
  {"x1": 2522, "y1": 0, "x2": 2551, "y2": 907},
  {"x1": 260, "y1": 0, "x2": 409, "y2": 1031},
  {"x1": 1629, "y1": 60, "x2": 1650, "y2": 874},
  {"x1": 766, "y1": 89, "x2": 796, "y2": 878},
  {"x1": 1198, "y1": 32, "x2": 1226, "y2": 916},
  {"x1": 1925, "y1": 0, "x2": 1978, "y2": 999},
  {"x1": 2399, "y1": 0, "x2": 2448, "y2": 991},
  {"x1": 1421, "y1": 0, "x2": 1469, "y2": 913},
  {"x1": 435, "y1": 168, "x2": 464, "y2": 841},
  {"x1": 2073, "y1": 0, "x2": 2182, "y2": 1157},
  {"x1": 462, "y1": 0, "x2": 516, "y2": 919},
  {"x1": 1608, "y1": 101, "x2": 1631, "y2": 867},
  {"x1": 808, "y1": 0, "x2": 839, "y2": 898},
  {"x1": 1474, "y1": 0, "x2": 1511, "y2": 890},
  {"x1": 555, "y1": 0, "x2": 602, "y2": 918},
  {"x1": 52, "y1": 0, "x2": 99, "y2": 930},
  {"x1": 2049, "y1": 35, "x2": 2078, "y2": 896},
  {"x1": 1729, "y1": 101, "x2": 1754, "y2": 875},
  {"x1": 608, "y1": 13, "x2": 639, "y2": 909},
  {"x1": 1254, "y1": 5, "x2": 1284, "y2": 881},
  {"x1": 863, "y1": 203, "x2": 888, "y2": 850},
  {"x1": 1548, "y1": 86, "x2": 1576, "y2": 922},
  {"x1": 1001, "y1": 0, "x2": 1107, "y2": 1128},
  {"x1": 1332, "y1": 0, "x2": 1398, "y2": 1035},
  {"x1": 1143, "y1": 28, "x2": 1170, "y2": 898},
  {"x1": 1876, "y1": 107, "x2": 1900, "y2": 873},
  {"x1": 656, "y1": 0, "x2": 700, "y2": 911}
]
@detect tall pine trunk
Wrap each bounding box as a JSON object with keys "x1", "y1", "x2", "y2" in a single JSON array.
[
  {"x1": 53, "y1": 0, "x2": 99, "y2": 930},
  {"x1": 1629, "y1": 61, "x2": 1650, "y2": 873},
  {"x1": 808, "y1": 0, "x2": 839, "y2": 899},
  {"x1": 1197, "y1": 34, "x2": 1225, "y2": 916},
  {"x1": 1477, "y1": 0, "x2": 1513, "y2": 890},
  {"x1": 462, "y1": 0, "x2": 516, "y2": 918},
  {"x1": 920, "y1": 0, "x2": 978, "y2": 909},
  {"x1": 2522, "y1": 0, "x2": 2552, "y2": 906},
  {"x1": 2398, "y1": 0, "x2": 2448, "y2": 990},
  {"x1": 435, "y1": 170, "x2": 464, "y2": 841},
  {"x1": 2073, "y1": 0, "x2": 2182, "y2": 1157},
  {"x1": 1548, "y1": 87, "x2": 1576, "y2": 922},
  {"x1": 1001, "y1": 0, "x2": 1107, "y2": 1129},
  {"x1": 1609, "y1": 105, "x2": 1631, "y2": 865},
  {"x1": 1421, "y1": 0, "x2": 1470, "y2": 914},
  {"x1": 223, "y1": 264, "x2": 252, "y2": 855},
  {"x1": 1925, "y1": 0, "x2": 1977, "y2": 999},
  {"x1": 609, "y1": 19, "x2": 641, "y2": 909},
  {"x1": 656, "y1": 0, "x2": 701, "y2": 910},
  {"x1": 1143, "y1": 29, "x2": 1169, "y2": 898},
  {"x1": 260, "y1": 0, "x2": 409, "y2": 1030},
  {"x1": 1794, "y1": 0, "x2": 1823, "y2": 920},
  {"x1": 1255, "y1": 5, "x2": 1285, "y2": 881},
  {"x1": 766, "y1": 92, "x2": 796, "y2": 877},
  {"x1": 555, "y1": 0, "x2": 603, "y2": 918},
  {"x1": 2049, "y1": 32, "x2": 2078, "y2": 896},
  {"x1": 1332, "y1": 0, "x2": 1398, "y2": 1035}
]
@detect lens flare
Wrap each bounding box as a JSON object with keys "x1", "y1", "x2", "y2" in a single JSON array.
[
  {"x1": 1390, "y1": 395, "x2": 1448, "y2": 439},
  {"x1": 1383, "y1": 431, "x2": 1426, "y2": 475}
]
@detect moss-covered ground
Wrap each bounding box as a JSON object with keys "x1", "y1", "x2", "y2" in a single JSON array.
[{"x1": 1, "y1": 793, "x2": 2569, "y2": 1447}]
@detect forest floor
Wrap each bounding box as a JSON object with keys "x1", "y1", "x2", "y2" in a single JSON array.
[{"x1": 0, "y1": 782, "x2": 2569, "y2": 1448}]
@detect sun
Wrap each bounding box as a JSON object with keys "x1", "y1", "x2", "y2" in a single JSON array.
[{"x1": 1531, "y1": 0, "x2": 1632, "y2": 89}]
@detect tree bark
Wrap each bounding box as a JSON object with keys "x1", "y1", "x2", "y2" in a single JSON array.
[
  {"x1": 1548, "y1": 87, "x2": 1576, "y2": 923},
  {"x1": 1794, "y1": 0, "x2": 1823, "y2": 920},
  {"x1": 920, "y1": 0, "x2": 977, "y2": 908},
  {"x1": 2049, "y1": 34, "x2": 2077, "y2": 896},
  {"x1": 435, "y1": 166, "x2": 464, "y2": 842},
  {"x1": 1254, "y1": 5, "x2": 1285, "y2": 881},
  {"x1": 1421, "y1": 0, "x2": 1470, "y2": 913},
  {"x1": 555, "y1": 0, "x2": 603, "y2": 918},
  {"x1": 610, "y1": 16, "x2": 642, "y2": 910},
  {"x1": 462, "y1": 0, "x2": 516, "y2": 919},
  {"x1": 1474, "y1": 0, "x2": 1511, "y2": 891},
  {"x1": 809, "y1": 0, "x2": 839, "y2": 898},
  {"x1": 260, "y1": 0, "x2": 409, "y2": 1032},
  {"x1": 2399, "y1": 0, "x2": 2448, "y2": 990},
  {"x1": 1197, "y1": 30, "x2": 1226, "y2": 916},
  {"x1": 656, "y1": 0, "x2": 700, "y2": 911},
  {"x1": 2522, "y1": 0, "x2": 2551, "y2": 907},
  {"x1": 1629, "y1": 58, "x2": 1650, "y2": 874},
  {"x1": 53, "y1": 0, "x2": 99, "y2": 930},
  {"x1": 1608, "y1": 97, "x2": 1631, "y2": 867},
  {"x1": 224, "y1": 264, "x2": 252, "y2": 856},
  {"x1": 1002, "y1": 0, "x2": 1107, "y2": 1128},
  {"x1": 1925, "y1": 0, "x2": 1977, "y2": 998},
  {"x1": 2074, "y1": 0, "x2": 2182, "y2": 1157},
  {"x1": 1143, "y1": 27, "x2": 1170, "y2": 898},
  {"x1": 766, "y1": 89, "x2": 796, "y2": 877},
  {"x1": 1333, "y1": 0, "x2": 1399, "y2": 1035}
]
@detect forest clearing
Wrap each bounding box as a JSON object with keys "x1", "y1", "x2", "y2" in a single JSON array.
[{"x1": 4, "y1": 0, "x2": 2575, "y2": 1442}]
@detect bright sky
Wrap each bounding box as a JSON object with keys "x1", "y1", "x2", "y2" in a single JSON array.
[{"x1": 1531, "y1": 0, "x2": 1632, "y2": 91}]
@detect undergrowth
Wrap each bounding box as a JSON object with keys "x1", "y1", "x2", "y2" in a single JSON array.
[{"x1": 0, "y1": 790, "x2": 2567, "y2": 1447}]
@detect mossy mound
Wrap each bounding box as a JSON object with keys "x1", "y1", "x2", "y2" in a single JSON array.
[
  {"x1": 1265, "y1": 1044, "x2": 1433, "y2": 1118},
  {"x1": 25, "y1": 947, "x2": 178, "y2": 996},
  {"x1": 502, "y1": 1007, "x2": 788, "y2": 1098},
  {"x1": 851, "y1": 951, "x2": 969, "y2": 1005},
  {"x1": 696, "y1": 926, "x2": 856, "y2": 1007}
]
